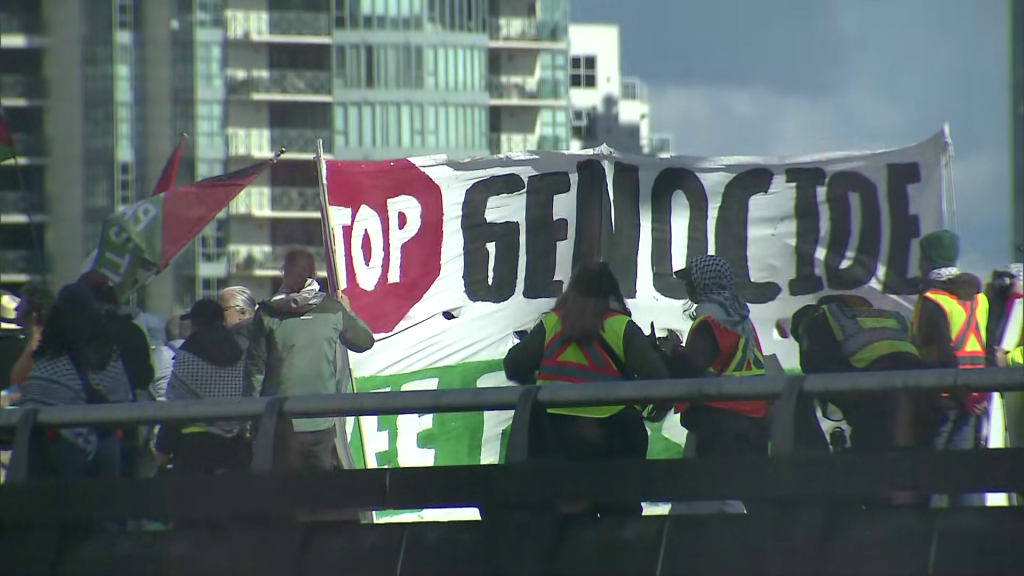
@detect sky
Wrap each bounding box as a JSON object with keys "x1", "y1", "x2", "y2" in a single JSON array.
[{"x1": 571, "y1": 0, "x2": 1014, "y2": 272}]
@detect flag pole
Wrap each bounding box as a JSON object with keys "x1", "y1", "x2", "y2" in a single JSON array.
[{"x1": 315, "y1": 139, "x2": 339, "y2": 294}]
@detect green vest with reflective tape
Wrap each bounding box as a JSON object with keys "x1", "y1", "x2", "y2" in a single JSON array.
[
  {"x1": 821, "y1": 303, "x2": 919, "y2": 369},
  {"x1": 536, "y1": 311, "x2": 630, "y2": 418}
]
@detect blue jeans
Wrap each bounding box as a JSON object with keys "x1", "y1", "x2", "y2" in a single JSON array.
[{"x1": 931, "y1": 403, "x2": 985, "y2": 507}]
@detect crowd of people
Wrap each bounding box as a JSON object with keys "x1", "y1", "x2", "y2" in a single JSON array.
[
  {"x1": 503, "y1": 229, "x2": 1023, "y2": 515},
  {"x1": 0, "y1": 249, "x2": 374, "y2": 483},
  {"x1": 0, "y1": 231, "x2": 1022, "y2": 518}
]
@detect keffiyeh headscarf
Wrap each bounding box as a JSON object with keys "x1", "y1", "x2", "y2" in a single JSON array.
[{"x1": 686, "y1": 255, "x2": 751, "y2": 333}]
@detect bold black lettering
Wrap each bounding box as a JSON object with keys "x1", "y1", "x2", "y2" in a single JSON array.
[
  {"x1": 882, "y1": 163, "x2": 922, "y2": 295},
  {"x1": 572, "y1": 159, "x2": 606, "y2": 270},
  {"x1": 823, "y1": 171, "x2": 882, "y2": 291},
  {"x1": 524, "y1": 172, "x2": 570, "y2": 298},
  {"x1": 570, "y1": 160, "x2": 641, "y2": 297},
  {"x1": 786, "y1": 167, "x2": 827, "y2": 296},
  {"x1": 715, "y1": 168, "x2": 782, "y2": 304},
  {"x1": 607, "y1": 162, "x2": 641, "y2": 297},
  {"x1": 462, "y1": 174, "x2": 523, "y2": 303},
  {"x1": 651, "y1": 167, "x2": 708, "y2": 300}
]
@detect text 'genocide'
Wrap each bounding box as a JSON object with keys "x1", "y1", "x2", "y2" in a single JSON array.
[{"x1": 460, "y1": 160, "x2": 924, "y2": 305}]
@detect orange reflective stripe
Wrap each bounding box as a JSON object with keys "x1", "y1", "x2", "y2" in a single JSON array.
[{"x1": 924, "y1": 290, "x2": 988, "y2": 370}]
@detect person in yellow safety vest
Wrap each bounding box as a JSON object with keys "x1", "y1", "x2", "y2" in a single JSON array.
[
  {"x1": 663, "y1": 256, "x2": 770, "y2": 475},
  {"x1": 789, "y1": 295, "x2": 923, "y2": 461},
  {"x1": 911, "y1": 229, "x2": 989, "y2": 507},
  {"x1": 503, "y1": 261, "x2": 669, "y2": 517}
]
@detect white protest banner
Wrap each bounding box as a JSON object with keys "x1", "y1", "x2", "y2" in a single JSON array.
[{"x1": 320, "y1": 128, "x2": 949, "y2": 521}]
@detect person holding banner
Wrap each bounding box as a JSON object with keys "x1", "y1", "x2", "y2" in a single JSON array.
[
  {"x1": 666, "y1": 256, "x2": 770, "y2": 467},
  {"x1": 244, "y1": 249, "x2": 375, "y2": 473},
  {"x1": 911, "y1": 230, "x2": 990, "y2": 507},
  {"x1": 788, "y1": 294, "x2": 924, "y2": 508},
  {"x1": 503, "y1": 261, "x2": 668, "y2": 517}
]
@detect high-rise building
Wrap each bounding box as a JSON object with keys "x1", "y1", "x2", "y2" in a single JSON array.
[
  {"x1": 0, "y1": 1, "x2": 48, "y2": 295},
  {"x1": 566, "y1": 23, "x2": 671, "y2": 156},
  {"x1": 0, "y1": 0, "x2": 572, "y2": 312},
  {"x1": 1012, "y1": 0, "x2": 1023, "y2": 257},
  {"x1": 487, "y1": 0, "x2": 571, "y2": 154}
]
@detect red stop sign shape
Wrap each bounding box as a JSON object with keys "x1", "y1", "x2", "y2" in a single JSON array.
[{"x1": 324, "y1": 159, "x2": 443, "y2": 334}]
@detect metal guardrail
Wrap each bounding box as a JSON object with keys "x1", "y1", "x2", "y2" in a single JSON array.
[
  {"x1": 3, "y1": 368, "x2": 1024, "y2": 576},
  {"x1": 2, "y1": 368, "x2": 1020, "y2": 430}
]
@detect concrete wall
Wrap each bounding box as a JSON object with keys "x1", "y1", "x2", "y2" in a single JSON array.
[
  {"x1": 42, "y1": 0, "x2": 85, "y2": 287},
  {"x1": 140, "y1": 0, "x2": 178, "y2": 319}
]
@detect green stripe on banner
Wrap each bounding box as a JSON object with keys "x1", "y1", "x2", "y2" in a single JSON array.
[{"x1": 347, "y1": 360, "x2": 688, "y2": 521}]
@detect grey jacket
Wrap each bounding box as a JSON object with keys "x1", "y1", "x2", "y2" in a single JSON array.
[{"x1": 244, "y1": 282, "x2": 374, "y2": 432}]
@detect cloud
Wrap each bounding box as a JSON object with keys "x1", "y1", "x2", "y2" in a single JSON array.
[{"x1": 647, "y1": 81, "x2": 1010, "y2": 274}]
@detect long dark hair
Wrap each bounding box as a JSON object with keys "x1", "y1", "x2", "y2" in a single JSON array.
[
  {"x1": 34, "y1": 284, "x2": 116, "y2": 372},
  {"x1": 553, "y1": 262, "x2": 629, "y2": 341}
]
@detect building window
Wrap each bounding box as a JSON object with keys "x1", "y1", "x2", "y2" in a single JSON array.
[
  {"x1": 570, "y1": 55, "x2": 596, "y2": 88},
  {"x1": 117, "y1": 162, "x2": 133, "y2": 207},
  {"x1": 117, "y1": 0, "x2": 133, "y2": 31},
  {"x1": 196, "y1": 0, "x2": 224, "y2": 29}
]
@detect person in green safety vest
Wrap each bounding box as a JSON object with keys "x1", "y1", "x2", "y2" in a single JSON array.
[
  {"x1": 503, "y1": 261, "x2": 669, "y2": 517},
  {"x1": 790, "y1": 294, "x2": 924, "y2": 459}
]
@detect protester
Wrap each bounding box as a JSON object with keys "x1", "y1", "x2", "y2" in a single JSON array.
[
  {"x1": 219, "y1": 286, "x2": 256, "y2": 350},
  {"x1": 791, "y1": 294, "x2": 922, "y2": 449},
  {"x1": 985, "y1": 263, "x2": 1024, "y2": 366},
  {"x1": 911, "y1": 230, "x2": 989, "y2": 507},
  {"x1": 19, "y1": 284, "x2": 134, "y2": 479},
  {"x1": 668, "y1": 256, "x2": 770, "y2": 451},
  {"x1": 244, "y1": 249, "x2": 375, "y2": 472},
  {"x1": 76, "y1": 272, "x2": 155, "y2": 395},
  {"x1": 151, "y1": 315, "x2": 189, "y2": 403},
  {"x1": 155, "y1": 299, "x2": 248, "y2": 475},
  {"x1": 656, "y1": 256, "x2": 770, "y2": 514},
  {"x1": 9, "y1": 282, "x2": 53, "y2": 389},
  {"x1": 503, "y1": 262, "x2": 667, "y2": 517},
  {"x1": 75, "y1": 272, "x2": 157, "y2": 482},
  {"x1": 989, "y1": 262, "x2": 1024, "y2": 507}
]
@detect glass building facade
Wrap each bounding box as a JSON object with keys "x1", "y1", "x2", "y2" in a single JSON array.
[{"x1": 0, "y1": 0, "x2": 571, "y2": 306}]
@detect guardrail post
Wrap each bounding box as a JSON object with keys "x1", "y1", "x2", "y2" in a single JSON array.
[
  {"x1": 768, "y1": 375, "x2": 806, "y2": 457},
  {"x1": 250, "y1": 397, "x2": 288, "y2": 474},
  {"x1": 504, "y1": 385, "x2": 542, "y2": 464},
  {"x1": 5, "y1": 408, "x2": 39, "y2": 484}
]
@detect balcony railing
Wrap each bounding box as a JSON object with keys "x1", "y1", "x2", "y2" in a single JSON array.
[
  {"x1": 488, "y1": 17, "x2": 566, "y2": 42},
  {"x1": 229, "y1": 186, "x2": 321, "y2": 216},
  {"x1": 227, "y1": 128, "x2": 330, "y2": 157},
  {"x1": 271, "y1": 186, "x2": 320, "y2": 212},
  {"x1": 225, "y1": 9, "x2": 330, "y2": 39},
  {"x1": 0, "y1": 190, "x2": 44, "y2": 214},
  {"x1": 0, "y1": 250, "x2": 44, "y2": 274},
  {"x1": 273, "y1": 129, "x2": 331, "y2": 155},
  {"x1": 0, "y1": 75, "x2": 46, "y2": 100},
  {"x1": 0, "y1": 12, "x2": 44, "y2": 35},
  {"x1": 226, "y1": 70, "x2": 331, "y2": 98},
  {"x1": 621, "y1": 77, "x2": 647, "y2": 102},
  {"x1": 489, "y1": 77, "x2": 567, "y2": 102},
  {"x1": 489, "y1": 134, "x2": 568, "y2": 154},
  {"x1": 229, "y1": 244, "x2": 325, "y2": 275}
]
